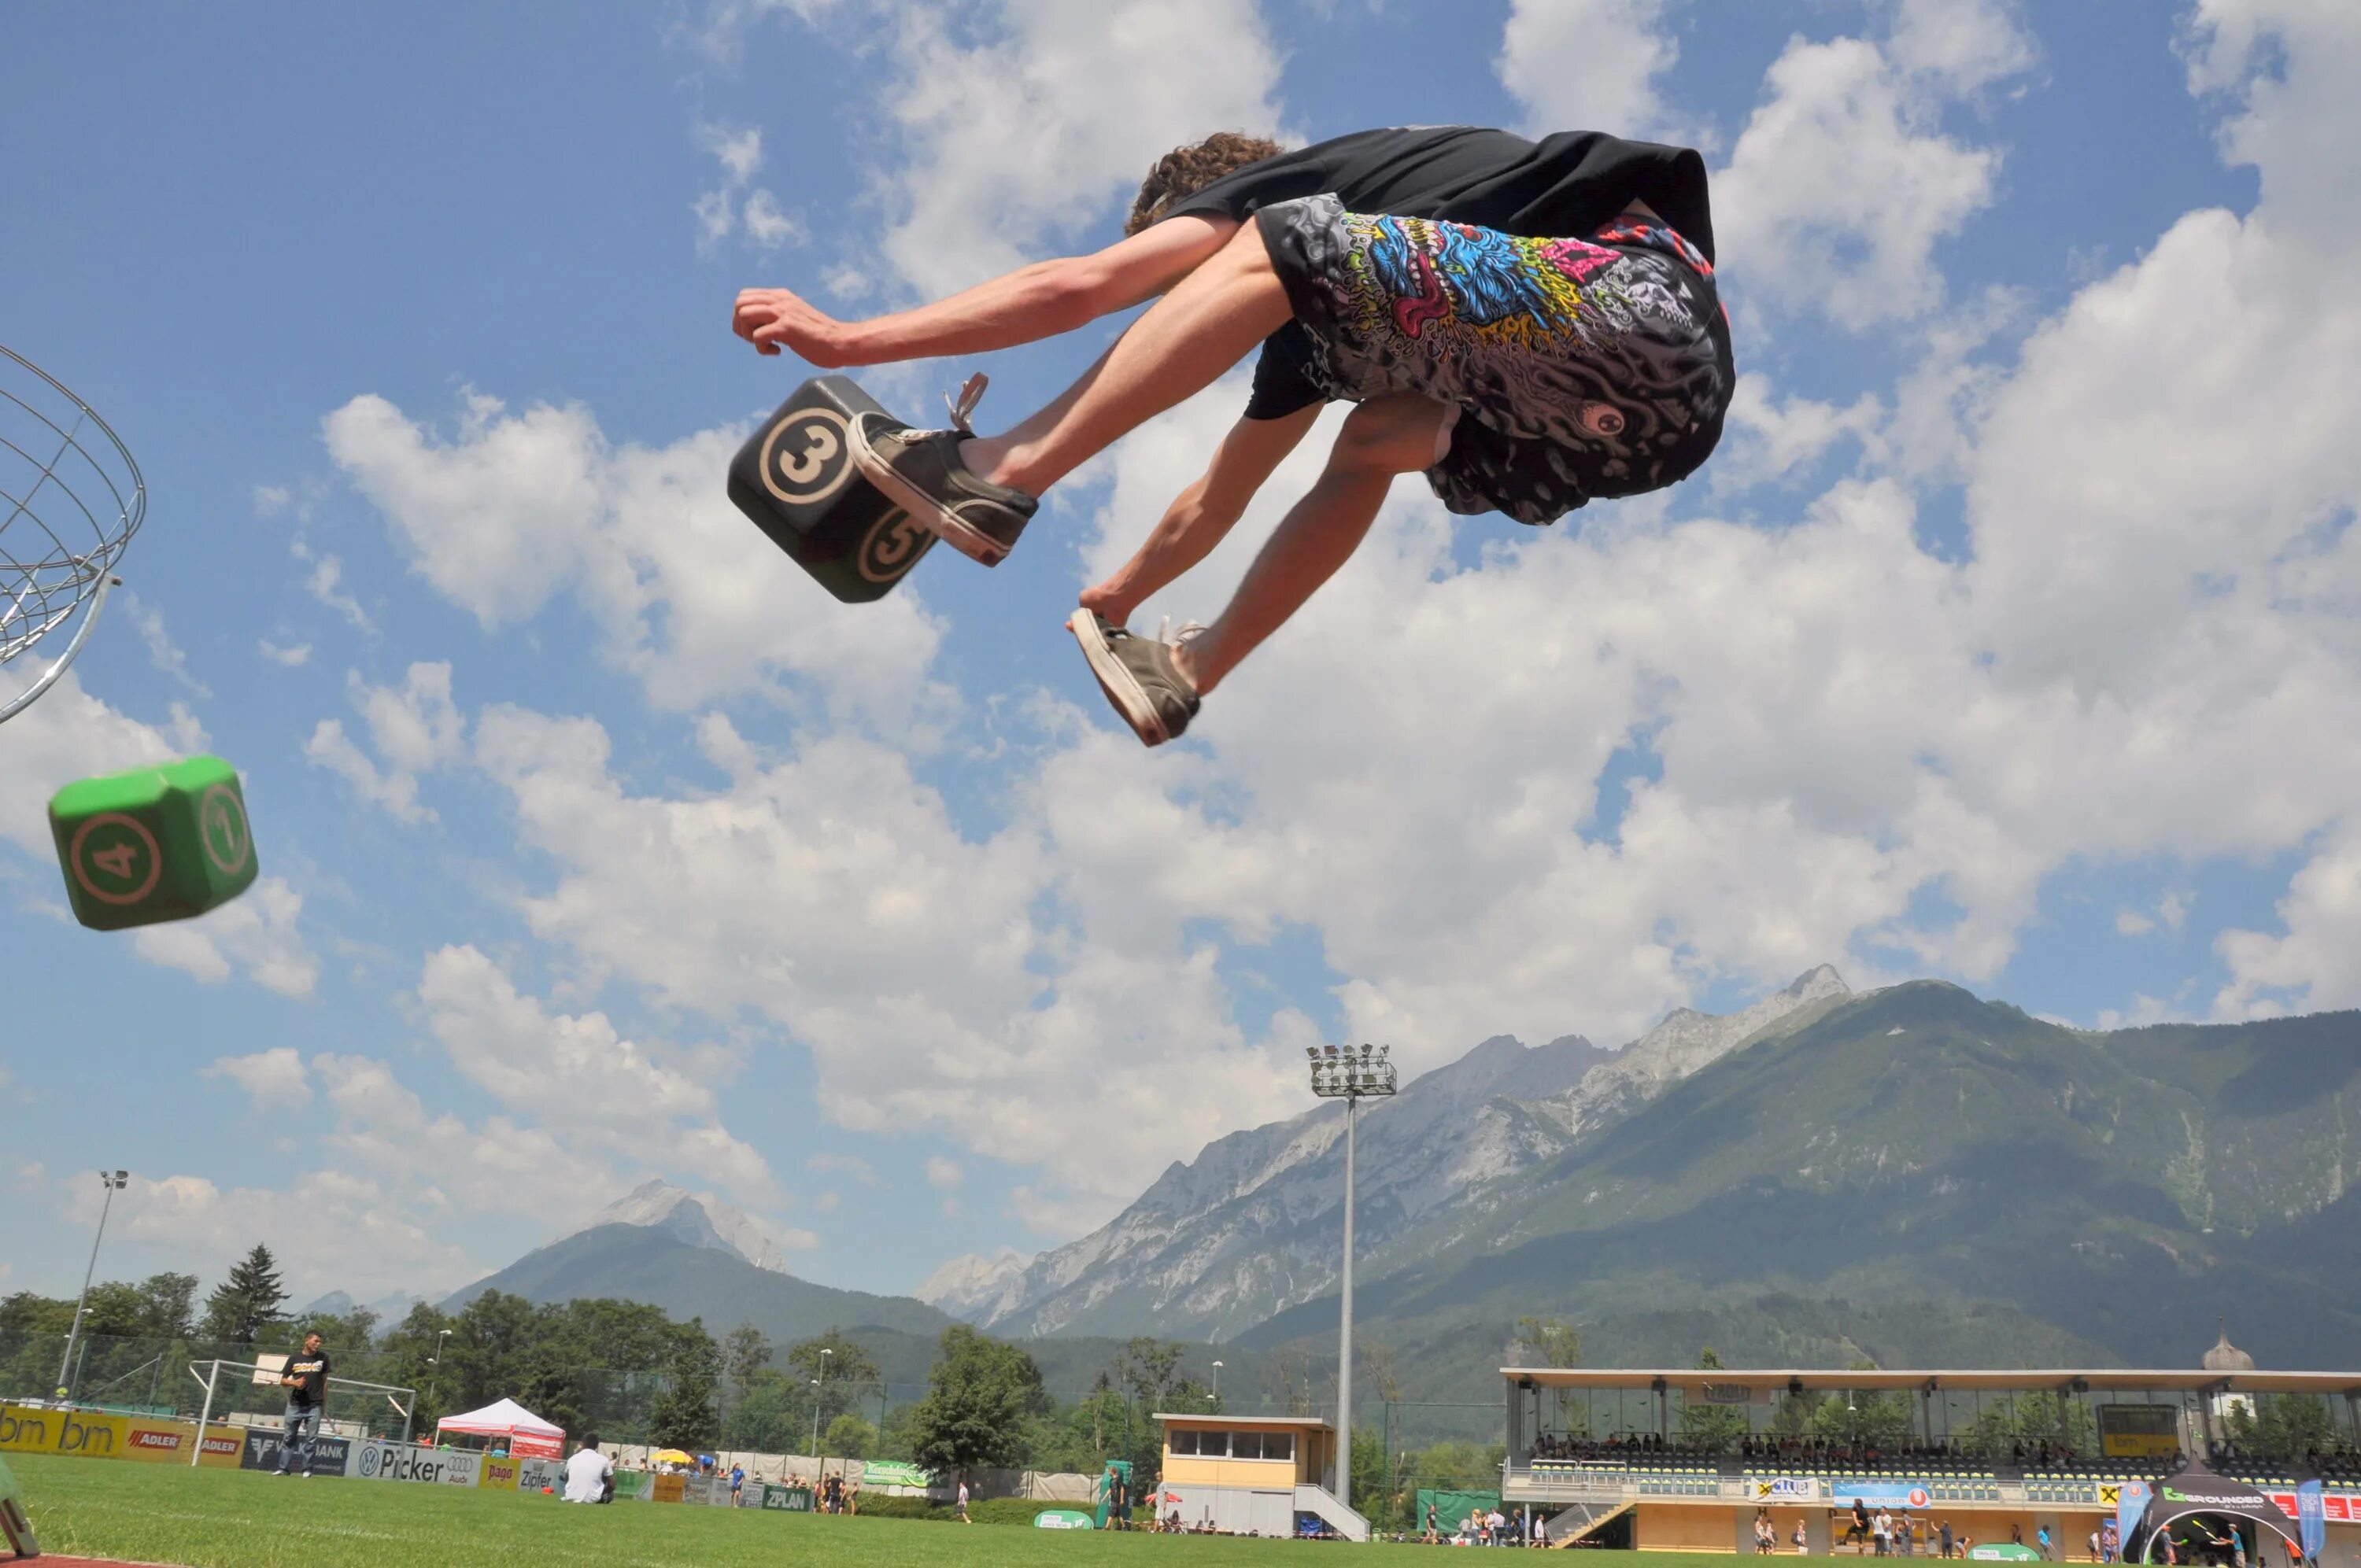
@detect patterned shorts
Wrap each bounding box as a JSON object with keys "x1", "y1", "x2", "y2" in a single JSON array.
[{"x1": 1256, "y1": 194, "x2": 1733, "y2": 524}]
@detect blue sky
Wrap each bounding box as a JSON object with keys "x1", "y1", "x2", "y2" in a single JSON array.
[{"x1": 4, "y1": 0, "x2": 2357, "y2": 1310}]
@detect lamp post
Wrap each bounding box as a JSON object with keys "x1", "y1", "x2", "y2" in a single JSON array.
[
  {"x1": 1308, "y1": 1042, "x2": 1395, "y2": 1523},
  {"x1": 1211, "y1": 1360, "x2": 1222, "y2": 1403},
  {"x1": 811, "y1": 1347, "x2": 832, "y2": 1458},
  {"x1": 56, "y1": 1169, "x2": 128, "y2": 1401},
  {"x1": 425, "y1": 1327, "x2": 453, "y2": 1417}
]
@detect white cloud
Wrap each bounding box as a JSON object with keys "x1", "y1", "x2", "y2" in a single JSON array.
[
  {"x1": 124, "y1": 592, "x2": 209, "y2": 699},
  {"x1": 1714, "y1": 11, "x2": 2024, "y2": 328},
  {"x1": 1497, "y1": 0, "x2": 1683, "y2": 142},
  {"x1": 1716, "y1": 372, "x2": 1883, "y2": 490},
  {"x1": 741, "y1": 188, "x2": 805, "y2": 250},
  {"x1": 868, "y1": 0, "x2": 1286, "y2": 297},
  {"x1": 418, "y1": 944, "x2": 781, "y2": 1205},
  {"x1": 133, "y1": 876, "x2": 320, "y2": 998},
  {"x1": 2216, "y1": 820, "x2": 2361, "y2": 1017},
  {"x1": 206, "y1": 1047, "x2": 312, "y2": 1112},
  {"x1": 694, "y1": 122, "x2": 799, "y2": 256},
  {"x1": 305, "y1": 665, "x2": 462, "y2": 825},
  {"x1": 807, "y1": 1152, "x2": 875, "y2": 1185},
  {"x1": 925, "y1": 1156, "x2": 963, "y2": 1192},
  {"x1": 257, "y1": 639, "x2": 312, "y2": 668}
]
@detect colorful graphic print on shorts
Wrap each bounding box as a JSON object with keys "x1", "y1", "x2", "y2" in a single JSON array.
[{"x1": 1295, "y1": 210, "x2": 1730, "y2": 507}]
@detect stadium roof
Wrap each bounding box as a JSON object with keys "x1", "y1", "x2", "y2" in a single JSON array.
[{"x1": 1499, "y1": 1368, "x2": 2361, "y2": 1396}]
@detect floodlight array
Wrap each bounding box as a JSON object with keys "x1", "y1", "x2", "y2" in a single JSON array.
[{"x1": 1307, "y1": 1041, "x2": 1396, "y2": 1098}]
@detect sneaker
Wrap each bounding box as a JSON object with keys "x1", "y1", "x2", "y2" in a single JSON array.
[
  {"x1": 1067, "y1": 611, "x2": 1203, "y2": 747},
  {"x1": 848, "y1": 374, "x2": 1038, "y2": 567}
]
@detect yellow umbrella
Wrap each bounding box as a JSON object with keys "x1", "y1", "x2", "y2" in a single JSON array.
[{"x1": 652, "y1": 1449, "x2": 694, "y2": 1467}]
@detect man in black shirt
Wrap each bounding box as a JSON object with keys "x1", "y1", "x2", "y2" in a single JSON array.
[
  {"x1": 272, "y1": 1331, "x2": 331, "y2": 1477},
  {"x1": 733, "y1": 126, "x2": 1729, "y2": 745}
]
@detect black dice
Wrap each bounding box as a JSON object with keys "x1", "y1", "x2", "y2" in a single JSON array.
[{"x1": 727, "y1": 376, "x2": 937, "y2": 604}]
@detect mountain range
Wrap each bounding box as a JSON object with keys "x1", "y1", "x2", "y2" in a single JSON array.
[{"x1": 331, "y1": 968, "x2": 2361, "y2": 1417}]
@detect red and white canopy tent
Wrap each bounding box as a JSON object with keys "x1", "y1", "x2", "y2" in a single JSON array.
[{"x1": 435, "y1": 1396, "x2": 565, "y2": 1459}]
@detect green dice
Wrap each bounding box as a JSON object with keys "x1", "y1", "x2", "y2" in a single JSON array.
[{"x1": 47, "y1": 754, "x2": 260, "y2": 931}]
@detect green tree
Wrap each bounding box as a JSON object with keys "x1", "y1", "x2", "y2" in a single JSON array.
[
  {"x1": 722, "y1": 1323, "x2": 771, "y2": 1400},
  {"x1": 907, "y1": 1325, "x2": 1049, "y2": 1478},
  {"x1": 1513, "y1": 1315, "x2": 1583, "y2": 1368},
  {"x1": 1678, "y1": 1348, "x2": 1752, "y2": 1452},
  {"x1": 648, "y1": 1320, "x2": 722, "y2": 1451},
  {"x1": 200, "y1": 1245, "x2": 288, "y2": 1343},
  {"x1": 824, "y1": 1411, "x2": 877, "y2": 1459},
  {"x1": 135, "y1": 1273, "x2": 199, "y2": 1339},
  {"x1": 719, "y1": 1368, "x2": 808, "y2": 1453},
  {"x1": 1116, "y1": 1337, "x2": 1184, "y2": 1410}
]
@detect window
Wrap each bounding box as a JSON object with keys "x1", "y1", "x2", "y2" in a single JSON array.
[
  {"x1": 1263, "y1": 1432, "x2": 1294, "y2": 1463},
  {"x1": 1169, "y1": 1429, "x2": 1199, "y2": 1457},
  {"x1": 1231, "y1": 1431, "x2": 1264, "y2": 1460}
]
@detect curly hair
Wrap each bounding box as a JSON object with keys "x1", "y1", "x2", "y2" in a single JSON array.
[{"x1": 1124, "y1": 131, "x2": 1286, "y2": 237}]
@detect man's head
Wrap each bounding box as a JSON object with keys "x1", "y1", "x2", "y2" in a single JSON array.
[
  {"x1": 303, "y1": 1332, "x2": 323, "y2": 1352},
  {"x1": 580, "y1": 1432, "x2": 599, "y2": 1451},
  {"x1": 1125, "y1": 132, "x2": 1284, "y2": 237}
]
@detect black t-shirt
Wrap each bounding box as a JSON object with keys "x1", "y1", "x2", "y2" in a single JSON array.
[
  {"x1": 285, "y1": 1348, "x2": 331, "y2": 1409},
  {"x1": 1160, "y1": 127, "x2": 1716, "y2": 421}
]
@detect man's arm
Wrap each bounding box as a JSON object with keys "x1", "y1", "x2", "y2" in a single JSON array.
[
  {"x1": 1079, "y1": 404, "x2": 1323, "y2": 625},
  {"x1": 732, "y1": 215, "x2": 1238, "y2": 367}
]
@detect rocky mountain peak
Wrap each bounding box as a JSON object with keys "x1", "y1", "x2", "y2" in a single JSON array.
[{"x1": 588, "y1": 1179, "x2": 795, "y2": 1275}]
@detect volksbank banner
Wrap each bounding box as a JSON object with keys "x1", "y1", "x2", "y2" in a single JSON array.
[
  {"x1": 345, "y1": 1440, "x2": 482, "y2": 1486},
  {"x1": 240, "y1": 1430, "x2": 350, "y2": 1477}
]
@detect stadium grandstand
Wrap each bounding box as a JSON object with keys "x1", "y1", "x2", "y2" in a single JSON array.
[{"x1": 1499, "y1": 1329, "x2": 2361, "y2": 1556}]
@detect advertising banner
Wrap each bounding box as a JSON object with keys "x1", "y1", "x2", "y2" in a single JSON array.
[
  {"x1": 612, "y1": 1469, "x2": 653, "y2": 1501},
  {"x1": 859, "y1": 1459, "x2": 938, "y2": 1491},
  {"x1": 763, "y1": 1483, "x2": 815, "y2": 1511},
  {"x1": 1831, "y1": 1480, "x2": 1937, "y2": 1509},
  {"x1": 239, "y1": 1429, "x2": 350, "y2": 1477},
  {"x1": 345, "y1": 1440, "x2": 482, "y2": 1486},
  {"x1": 0, "y1": 1407, "x2": 126, "y2": 1459},
  {"x1": 2296, "y1": 1482, "x2": 2326, "y2": 1560},
  {"x1": 480, "y1": 1456, "x2": 523, "y2": 1491},
  {"x1": 518, "y1": 1457, "x2": 565, "y2": 1493},
  {"x1": 117, "y1": 1419, "x2": 207, "y2": 1464},
  {"x1": 1036, "y1": 1509, "x2": 1097, "y2": 1529},
  {"x1": 653, "y1": 1472, "x2": 685, "y2": 1503},
  {"x1": 1753, "y1": 1477, "x2": 1822, "y2": 1502},
  {"x1": 2118, "y1": 1481, "x2": 2152, "y2": 1547}
]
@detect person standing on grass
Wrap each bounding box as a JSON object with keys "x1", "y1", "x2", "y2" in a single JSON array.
[
  {"x1": 271, "y1": 1331, "x2": 331, "y2": 1478},
  {"x1": 733, "y1": 126, "x2": 1730, "y2": 751}
]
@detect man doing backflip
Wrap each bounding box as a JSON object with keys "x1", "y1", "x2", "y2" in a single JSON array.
[{"x1": 734, "y1": 126, "x2": 1731, "y2": 745}]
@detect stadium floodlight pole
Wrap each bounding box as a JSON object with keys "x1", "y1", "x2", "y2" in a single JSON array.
[
  {"x1": 1212, "y1": 1360, "x2": 1222, "y2": 1402},
  {"x1": 424, "y1": 1327, "x2": 453, "y2": 1415},
  {"x1": 1309, "y1": 1042, "x2": 1395, "y2": 1529},
  {"x1": 56, "y1": 1170, "x2": 128, "y2": 1401}
]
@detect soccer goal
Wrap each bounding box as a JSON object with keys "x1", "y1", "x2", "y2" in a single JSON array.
[{"x1": 187, "y1": 1359, "x2": 419, "y2": 1467}]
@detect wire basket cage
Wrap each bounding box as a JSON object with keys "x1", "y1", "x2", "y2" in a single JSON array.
[{"x1": 1, "y1": 342, "x2": 145, "y2": 721}]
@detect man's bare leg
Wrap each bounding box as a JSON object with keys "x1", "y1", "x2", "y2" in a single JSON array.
[
  {"x1": 1173, "y1": 395, "x2": 1452, "y2": 695},
  {"x1": 1080, "y1": 405, "x2": 1321, "y2": 626},
  {"x1": 960, "y1": 222, "x2": 1294, "y2": 497}
]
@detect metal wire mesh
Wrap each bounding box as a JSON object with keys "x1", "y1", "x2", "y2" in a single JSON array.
[{"x1": 0, "y1": 342, "x2": 144, "y2": 670}]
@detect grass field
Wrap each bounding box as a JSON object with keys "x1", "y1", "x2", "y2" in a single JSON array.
[{"x1": 9, "y1": 1453, "x2": 1749, "y2": 1567}]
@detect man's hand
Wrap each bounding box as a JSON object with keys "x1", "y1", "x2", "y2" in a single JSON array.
[{"x1": 733, "y1": 287, "x2": 856, "y2": 366}]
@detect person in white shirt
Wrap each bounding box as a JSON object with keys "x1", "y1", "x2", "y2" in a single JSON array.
[
  {"x1": 562, "y1": 1434, "x2": 614, "y2": 1504},
  {"x1": 958, "y1": 1478, "x2": 971, "y2": 1523}
]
